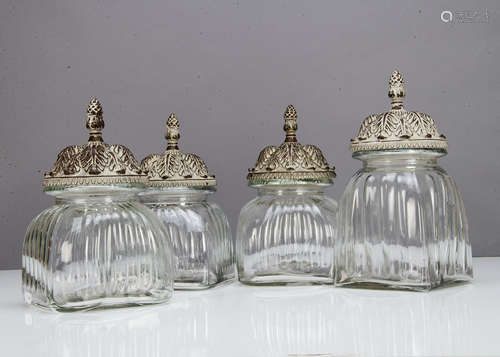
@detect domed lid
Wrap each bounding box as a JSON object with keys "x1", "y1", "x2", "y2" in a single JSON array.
[
  {"x1": 140, "y1": 113, "x2": 216, "y2": 188},
  {"x1": 247, "y1": 105, "x2": 336, "y2": 186},
  {"x1": 350, "y1": 70, "x2": 448, "y2": 153},
  {"x1": 43, "y1": 98, "x2": 145, "y2": 189}
]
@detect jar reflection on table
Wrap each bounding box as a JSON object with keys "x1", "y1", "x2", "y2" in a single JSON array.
[
  {"x1": 245, "y1": 285, "x2": 472, "y2": 357},
  {"x1": 26, "y1": 309, "x2": 162, "y2": 357},
  {"x1": 336, "y1": 288, "x2": 473, "y2": 356},
  {"x1": 248, "y1": 287, "x2": 344, "y2": 356}
]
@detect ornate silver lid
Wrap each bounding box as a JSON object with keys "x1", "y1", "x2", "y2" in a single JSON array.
[
  {"x1": 247, "y1": 105, "x2": 336, "y2": 186},
  {"x1": 140, "y1": 113, "x2": 216, "y2": 188},
  {"x1": 43, "y1": 98, "x2": 145, "y2": 189},
  {"x1": 350, "y1": 70, "x2": 448, "y2": 153}
]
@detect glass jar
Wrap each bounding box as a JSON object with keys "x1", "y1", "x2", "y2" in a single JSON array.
[
  {"x1": 139, "y1": 114, "x2": 234, "y2": 289},
  {"x1": 336, "y1": 71, "x2": 472, "y2": 290},
  {"x1": 237, "y1": 105, "x2": 337, "y2": 285},
  {"x1": 22, "y1": 98, "x2": 174, "y2": 311}
]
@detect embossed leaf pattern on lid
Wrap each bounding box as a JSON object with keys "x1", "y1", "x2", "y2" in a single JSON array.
[
  {"x1": 247, "y1": 105, "x2": 335, "y2": 185},
  {"x1": 43, "y1": 98, "x2": 144, "y2": 188},
  {"x1": 140, "y1": 113, "x2": 216, "y2": 187},
  {"x1": 351, "y1": 70, "x2": 448, "y2": 152}
]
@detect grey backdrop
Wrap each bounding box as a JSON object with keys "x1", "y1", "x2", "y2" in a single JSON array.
[{"x1": 0, "y1": 0, "x2": 499, "y2": 269}]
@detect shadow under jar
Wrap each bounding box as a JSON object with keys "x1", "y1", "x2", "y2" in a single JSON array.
[
  {"x1": 139, "y1": 113, "x2": 234, "y2": 290},
  {"x1": 337, "y1": 70, "x2": 472, "y2": 291},
  {"x1": 237, "y1": 105, "x2": 337, "y2": 285},
  {"x1": 23, "y1": 98, "x2": 174, "y2": 311}
]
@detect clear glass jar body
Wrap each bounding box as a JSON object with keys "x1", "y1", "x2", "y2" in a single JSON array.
[
  {"x1": 336, "y1": 150, "x2": 473, "y2": 291},
  {"x1": 22, "y1": 186, "x2": 175, "y2": 312},
  {"x1": 139, "y1": 187, "x2": 234, "y2": 290},
  {"x1": 237, "y1": 184, "x2": 338, "y2": 285}
]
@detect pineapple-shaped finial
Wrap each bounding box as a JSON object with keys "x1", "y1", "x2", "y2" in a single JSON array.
[
  {"x1": 283, "y1": 104, "x2": 298, "y2": 142},
  {"x1": 86, "y1": 97, "x2": 104, "y2": 141},
  {"x1": 388, "y1": 70, "x2": 406, "y2": 109},
  {"x1": 165, "y1": 113, "x2": 180, "y2": 150}
]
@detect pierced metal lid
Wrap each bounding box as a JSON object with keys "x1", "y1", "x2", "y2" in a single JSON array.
[
  {"x1": 43, "y1": 98, "x2": 145, "y2": 189},
  {"x1": 140, "y1": 113, "x2": 216, "y2": 188},
  {"x1": 350, "y1": 70, "x2": 448, "y2": 153},
  {"x1": 247, "y1": 105, "x2": 336, "y2": 186}
]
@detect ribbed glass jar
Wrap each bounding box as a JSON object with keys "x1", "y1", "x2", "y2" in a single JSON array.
[
  {"x1": 22, "y1": 186, "x2": 175, "y2": 312},
  {"x1": 336, "y1": 150, "x2": 472, "y2": 291},
  {"x1": 139, "y1": 187, "x2": 234, "y2": 289},
  {"x1": 237, "y1": 184, "x2": 337, "y2": 285}
]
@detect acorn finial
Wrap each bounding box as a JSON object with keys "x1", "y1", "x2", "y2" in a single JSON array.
[
  {"x1": 86, "y1": 97, "x2": 104, "y2": 142},
  {"x1": 283, "y1": 104, "x2": 298, "y2": 142},
  {"x1": 388, "y1": 70, "x2": 405, "y2": 109},
  {"x1": 165, "y1": 113, "x2": 180, "y2": 150}
]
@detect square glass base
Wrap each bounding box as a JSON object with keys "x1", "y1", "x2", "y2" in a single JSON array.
[
  {"x1": 24, "y1": 290, "x2": 173, "y2": 312},
  {"x1": 239, "y1": 273, "x2": 333, "y2": 286},
  {"x1": 336, "y1": 276, "x2": 473, "y2": 292}
]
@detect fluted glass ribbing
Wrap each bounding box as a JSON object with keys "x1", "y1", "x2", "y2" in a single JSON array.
[
  {"x1": 336, "y1": 150, "x2": 472, "y2": 291},
  {"x1": 22, "y1": 189, "x2": 174, "y2": 312},
  {"x1": 237, "y1": 185, "x2": 337, "y2": 285},
  {"x1": 140, "y1": 188, "x2": 234, "y2": 289}
]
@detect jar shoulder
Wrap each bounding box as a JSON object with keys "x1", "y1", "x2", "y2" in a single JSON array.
[
  {"x1": 148, "y1": 198, "x2": 230, "y2": 229},
  {"x1": 238, "y1": 192, "x2": 337, "y2": 225}
]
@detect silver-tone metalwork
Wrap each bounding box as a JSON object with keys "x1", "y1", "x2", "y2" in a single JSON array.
[
  {"x1": 350, "y1": 70, "x2": 448, "y2": 153},
  {"x1": 43, "y1": 98, "x2": 145, "y2": 189},
  {"x1": 247, "y1": 105, "x2": 336, "y2": 185},
  {"x1": 141, "y1": 113, "x2": 216, "y2": 188}
]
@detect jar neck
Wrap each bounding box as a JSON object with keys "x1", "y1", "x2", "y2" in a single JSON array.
[
  {"x1": 354, "y1": 150, "x2": 444, "y2": 169},
  {"x1": 54, "y1": 192, "x2": 136, "y2": 205},
  {"x1": 256, "y1": 185, "x2": 326, "y2": 197},
  {"x1": 139, "y1": 187, "x2": 212, "y2": 204}
]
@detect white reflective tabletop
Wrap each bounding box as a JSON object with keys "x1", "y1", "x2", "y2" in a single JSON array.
[{"x1": 0, "y1": 257, "x2": 498, "y2": 357}]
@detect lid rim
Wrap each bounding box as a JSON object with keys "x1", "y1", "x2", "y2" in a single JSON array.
[
  {"x1": 143, "y1": 178, "x2": 217, "y2": 188},
  {"x1": 43, "y1": 175, "x2": 147, "y2": 190},
  {"x1": 247, "y1": 170, "x2": 335, "y2": 186},
  {"x1": 248, "y1": 178, "x2": 333, "y2": 187},
  {"x1": 350, "y1": 138, "x2": 448, "y2": 153}
]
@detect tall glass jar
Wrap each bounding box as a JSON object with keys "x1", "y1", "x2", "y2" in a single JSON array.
[
  {"x1": 237, "y1": 105, "x2": 337, "y2": 285},
  {"x1": 139, "y1": 114, "x2": 234, "y2": 289},
  {"x1": 336, "y1": 71, "x2": 473, "y2": 291},
  {"x1": 22, "y1": 98, "x2": 175, "y2": 311}
]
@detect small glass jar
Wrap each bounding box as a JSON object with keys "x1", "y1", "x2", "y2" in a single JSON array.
[
  {"x1": 336, "y1": 71, "x2": 473, "y2": 291},
  {"x1": 139, "y1": 113, "x2": 234, "y2": 289},
  {"x1": 22, "y1": 98, "x2": 174, "y2": 311},
  {"x1": 237, "y1": 105, "x2": 337, "y2": 285}
]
